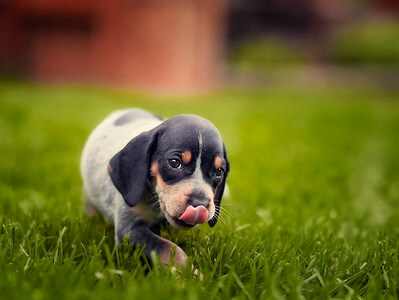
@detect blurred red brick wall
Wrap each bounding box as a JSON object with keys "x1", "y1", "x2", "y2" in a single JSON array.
[
  {"x1": 0, "y1": 0, "x2": 227, "y2": 93},
  {"x1": 376, "y1": 0, "x2": 399, "y2": 13}
]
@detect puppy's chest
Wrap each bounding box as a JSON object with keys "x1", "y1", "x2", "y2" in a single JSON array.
[{"x1": 130, "y1": 193, "x2": 164, "y2": 225}]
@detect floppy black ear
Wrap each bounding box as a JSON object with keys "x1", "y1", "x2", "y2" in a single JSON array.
[
  {"x1": 209, "y1": 144, "x2": 230, "y2": 227},
  {"x1": 108, "y1": 128, "x2": 161, "y2": 207}
]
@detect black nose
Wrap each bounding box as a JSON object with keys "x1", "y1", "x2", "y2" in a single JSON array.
[
  {"x1": 188, "y1": 198, "x2": 209, "y2": 208},
  {"x1": 188, "y1": 192, "x2": 209, "y2": 208}
]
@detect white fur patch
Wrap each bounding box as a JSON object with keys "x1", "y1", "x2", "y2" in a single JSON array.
[{"x1": 81, "y1": 109, "x2": 162, "y2": 223}]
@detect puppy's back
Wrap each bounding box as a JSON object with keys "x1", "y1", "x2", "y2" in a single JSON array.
[{"x1": 80, "y1": 109, "x2": 162, "y2": 221}]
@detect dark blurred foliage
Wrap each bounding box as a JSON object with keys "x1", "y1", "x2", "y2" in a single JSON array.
[
  {"x1": 228, "y1": 0, "x2": 320, "y2": 39},
  {"x1": 227, "y1": 0, "x2": 399, "y2": 43}
]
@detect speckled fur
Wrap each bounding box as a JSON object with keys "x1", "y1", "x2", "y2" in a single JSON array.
[{"x1": 81, "y1": 109, "x2": 163, "y2": 224}]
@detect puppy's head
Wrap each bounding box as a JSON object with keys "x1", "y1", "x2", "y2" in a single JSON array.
[{"x1": 108, "y1": 114, "x2": 229, "y2": 228}]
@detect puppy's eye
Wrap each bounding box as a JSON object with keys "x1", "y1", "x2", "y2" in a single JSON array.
[
  {"x1": 168, "y1": 158, "x2": 181, "y2": 169},
  {"x1": 214, "y1": 168, "x2": 224, "y2": 178}
]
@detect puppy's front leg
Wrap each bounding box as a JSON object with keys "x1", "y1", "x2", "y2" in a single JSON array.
[{"x1": 115, "y1": 210, "x2": 187, "y2": 268}]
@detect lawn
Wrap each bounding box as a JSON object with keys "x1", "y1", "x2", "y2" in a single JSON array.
[{"x1": 0, "y1": 80, "x2": 398, "y2": 299}]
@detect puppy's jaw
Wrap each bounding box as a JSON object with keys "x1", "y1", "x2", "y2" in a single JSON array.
[{"x1": 150, "y1": 162, "x2": 215, "y2": 229}]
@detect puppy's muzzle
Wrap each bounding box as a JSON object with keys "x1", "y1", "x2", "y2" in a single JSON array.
[{"x1": 178, "y1": 192, "x2": 211, "y2": 226}]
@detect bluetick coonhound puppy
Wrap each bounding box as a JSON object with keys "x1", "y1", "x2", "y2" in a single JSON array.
[{"x1": 81, "y1": 109, "x2": 229, "y2": 268}]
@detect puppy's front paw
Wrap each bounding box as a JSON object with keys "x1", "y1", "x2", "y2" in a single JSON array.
[{"x1": 159, "y1": 242, "x2": 188, "y2": 269}]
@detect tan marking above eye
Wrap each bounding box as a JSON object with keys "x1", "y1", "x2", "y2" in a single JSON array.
[
  {"x1": 214, "y1": 156, "x2": 223, "y2": 169},
  {"x1": 182, "y1": 150, "x2": 192, "y2": 164}
]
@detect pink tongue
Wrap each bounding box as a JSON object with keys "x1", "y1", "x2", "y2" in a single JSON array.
[{"x1": 178, "y1": 205, "x2": 208, "y2": 225}]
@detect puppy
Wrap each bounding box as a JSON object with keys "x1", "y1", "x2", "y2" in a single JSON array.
[{"x1": 81, "y1": 109, "x2": 229, "y2": 268}]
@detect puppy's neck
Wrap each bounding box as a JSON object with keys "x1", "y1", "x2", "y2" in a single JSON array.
[{"x1": 130, "y1": 179, "x2": 164, "y2": 226}]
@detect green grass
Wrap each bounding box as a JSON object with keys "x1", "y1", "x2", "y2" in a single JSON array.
[
  {"x1": 328, "y1": 21, "x2": 399, "y2": 65},
  {"x1": 229, "y1": 38, "x2": 307, "y2": 70},
  {"x1": 1, "y1": 80, "x2": 399, "y2": 299}
]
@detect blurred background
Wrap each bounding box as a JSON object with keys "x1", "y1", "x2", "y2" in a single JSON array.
[
  {"x1": 0, "y1": 0, "x2": 398, "y2": 94},
  {"x1": 1, "y1": 2, "x2": 399, "y2": 297}
]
